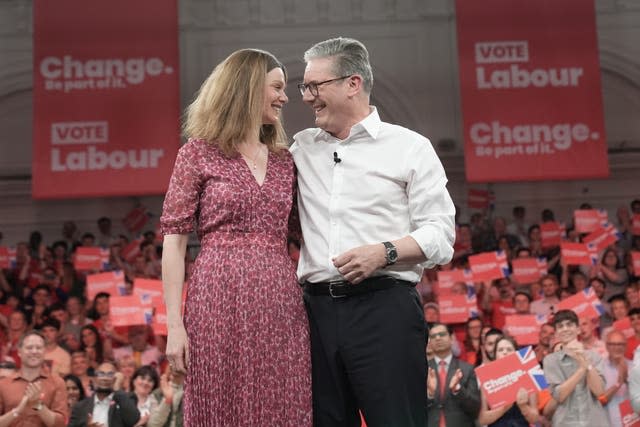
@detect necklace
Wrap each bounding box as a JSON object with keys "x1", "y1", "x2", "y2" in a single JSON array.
[{"x1": 240, "y1": 144, "x2": 264, "y2": 170}]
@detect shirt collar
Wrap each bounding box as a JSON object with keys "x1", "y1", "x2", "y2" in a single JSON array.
[
  {"x1": 315, "y1": 106, "x2": 381, "y2": 142},
  {"x1": 434, "y1": 353, "x2": 453, "y2": 367},
  {"x1": 94, "y1": 393, "x2": 114, "y2": 405},
  {"x1": 13, "y1": 368, "x2": 49, "y2": 381}
]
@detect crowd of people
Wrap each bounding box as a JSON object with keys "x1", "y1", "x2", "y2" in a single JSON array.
[
  {"x1": 424, "y1": 200, "x2": 640, "y2": 426},
  {"x1": 0, "y1": 217, "x2": 185, "y2": 427}
]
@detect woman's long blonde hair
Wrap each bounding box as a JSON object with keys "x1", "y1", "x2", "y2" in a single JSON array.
[{"x1": 183, "y1": 49, "x2": 288, "y2": 155}]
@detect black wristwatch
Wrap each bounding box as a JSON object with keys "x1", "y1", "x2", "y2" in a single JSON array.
[{"x1": 382, "y1": 241, "x2": 398, "y2": 266}]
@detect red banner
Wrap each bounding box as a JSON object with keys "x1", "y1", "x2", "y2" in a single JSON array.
[
  {"x1": 540, "y1": 222, "x2": 564, "y2": 248},
  {"x1": 73, "y1": 247, "x2": 109, "y2": 271},
  {"x1": 469, "y1": 251, "x2": 509, "y2": 282},
  {"x1": 612, "y1": 317, "x2": 634, "y2": 340},
  {"x1": 32, "y1": 0, "x2": 179, "y2": 199},
  {"x1": 475, "y1": 346, "x2": 548, "y2": 408},
  {"x1": 583, "y1": 224, "x2": 619, "y2": 252},
  {"x1": 632, "y1": 215, "x2": 640, "y2": 236},
  {"x1": 504, "y1": 314, "x2": 547, "y2": 346},
  {"x1": 620, "y1": 400, "x2": 640, "y2": 427},
  {"x1": 632, "y1": 252, "x2": 640, "y2": 277},
  {"x1": 0, "y1": 247, "x2": 15, "y2": 270},
  {"x1": 123, "y1": 206, "x2": 152, "y2": 234},
  {"x1": 455, "y1": 0, "x2": 608, "y2": 182},
  {"x1": 467, "y1": 188, "x2": 494, "y2": 209},
  {"x1": 109, "y1": 295, "x2": 152, "y2": 327},
  {"x1": 132, "y1": 278, "x2": 164, "y2": 304},
  {"x1": 574, "y1": 209, "x2": 608, "y2": 234},
  {"x1": 438, "y1": 294, "x2": 479, "y2": 324},
  {"x1": 560, "y1": 242, "x2": 597, "y2": 266},
  {"x1": 86, "y1": 270, "x2": 126, "y2": 301},
  {"x1": 556, "y1": 288, "x2": 605, "y2": 320},
  {"x1": 511, "y1": 257, "x2": 547, "y2": 284},
  {"x1": 436, "y1": 269, "x2": 474, "y2": 295}
]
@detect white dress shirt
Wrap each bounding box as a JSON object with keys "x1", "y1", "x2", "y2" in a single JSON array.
[
  {"x1": 93, "y1": 393, "x2": 113, "y2": 427},
  {"x1": 290, "y1": 107, "x2": 455, "y2": 283}
]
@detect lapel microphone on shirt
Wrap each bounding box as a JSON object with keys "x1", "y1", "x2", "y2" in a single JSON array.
[{"x1": 333, "y1": 152, "x2": 342, "y2": 164}]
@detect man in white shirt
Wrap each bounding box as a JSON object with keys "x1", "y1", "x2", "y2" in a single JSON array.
[
  {"x1": 68, "y1": 361, "x2": 139, "y2": 427},
  {"x1": 530, "y1": 274, "x2": 560, "y2": 317},
  {"x1": 291, "y1": 37, "x2": 455, "y2": 427}
]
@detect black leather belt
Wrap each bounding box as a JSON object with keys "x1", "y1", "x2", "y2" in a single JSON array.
[{"x1": 303, "y1": 276, "x2": 414, "y2": 299}]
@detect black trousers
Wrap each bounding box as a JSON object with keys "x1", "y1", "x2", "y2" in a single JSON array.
[{"x1": 303, "y1": 283, "x2": 426, "y2": 427}]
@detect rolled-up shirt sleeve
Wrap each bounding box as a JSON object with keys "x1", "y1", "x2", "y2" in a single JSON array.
[{"x1": 406, "y1": 141, "x2": 455, "y2": 268}]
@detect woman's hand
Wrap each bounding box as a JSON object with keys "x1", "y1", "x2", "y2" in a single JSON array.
[{"x1": 166, "y1": 324, "x2": 189, "y2": 374}]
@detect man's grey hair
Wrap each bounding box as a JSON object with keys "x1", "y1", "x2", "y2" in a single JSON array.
[{"x1": 304, "y1": 37, "x2": 373, "y2": 94}]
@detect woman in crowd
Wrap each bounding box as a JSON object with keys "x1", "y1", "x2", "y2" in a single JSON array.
[
  {"x1": 64, "y1": 373, "x2": 86, "y2": 411},
  {"x1": 131, "y1": 365, "x2": 160, "y2": 426},
  {"x1": 462, "y1": 317, "x2": 483, "y2": 366},
  {"x1": 160, "y1": 48, "x2": 311, "y2": 426},
  {"x1": 148, "y1": 366, "x2": 185, "y2": 427},
  {"x1": 80, "y1": 324, "x2": 110, "y2": 371},
  {"x1": 596, "y1": 248, "x2": 629, "y2": 300},
  {"x1": 477, "y1": 336, "x2": 539, "y2": 426}
]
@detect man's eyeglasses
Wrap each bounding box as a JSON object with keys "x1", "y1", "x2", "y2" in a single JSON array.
[
  {"x1": 429, "y1": 331, "x2": 449, "y2": 339},
  {"x1": 297, "y1": 75, "x2": 351, "y2": 96},
  {"x1": 95, "y1": 371, "x2": 116, "y2": 378}
]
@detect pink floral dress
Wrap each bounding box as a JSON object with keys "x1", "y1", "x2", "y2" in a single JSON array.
[{"x1": 160, "y1": 139, "x2": 311, "y2": 426}]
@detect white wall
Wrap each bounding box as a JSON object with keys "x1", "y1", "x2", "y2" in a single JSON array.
[{"x1": 1, "y1": 0, "x2": 639, "y2": 245}]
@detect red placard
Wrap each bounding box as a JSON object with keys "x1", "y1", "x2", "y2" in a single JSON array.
[
  {"x1": 455, "y1": 0, "x2": 608, "y2": 182},
  {"x1": 468, "y1": 188, "x2": 494, "y2": 209},
  {"x1": 151, "y1": 300, "x2": 167, "y2": 336},
  {"x1": 86, "y1": 270, "x2": 126, "y2": 301},
  {"x1": 436, "y1": 269, "x2": 474, "y2": 295},
  {"x1": 133, "y1": 278, "x2": 164, "y2": 304},
  {"x1": 632, "y1": 215, "x2": 640, "y2": 236},
  {"x1": 469, "y1": 251, "x2": 509, "y2": 282},
  {"x1": 74, "y1": 247, "x2": 106, "y2": 271},
  {"x1": 109, "y1": 296, "x2": 152, "y2": 327},
  {"x1": 619, "y1": 400, "x2": 640, "y2": 427},
  {"x1": 574, "y1": 209, "x2": 608, "y2": 234},
  {"x1": 123, "y1": 206, "x2": 152, "y2": 234},
  {"x1": 504, "y1": 315, "x2": 547, "y2": 346},
  {"x1": 632, "y1": 252, "x2": 640, "y2": 277},
  {"x1": 511, "y1": 257, "x2": 547, "y2": 284},
  {"x1": 475, "y1": 346, "x2": 548, "y2": 408},
  {"x1": 583, "y1": 224, "x2": 619, "y2": 252},
  {"x1": 556, "y1": 288, "x2": 605, "y2": 320},
  {"x1": 612, "y1": 317, "x2": 635, "y2": 340},
  {"x1": 32, "y1": 0, "x2": 179, "y2": 198},
  {"x1": 0, "y1": 247, "x2": 13, "y2": 269},
  {"x1": 122, "y1": 238, "x2": 143, "y2": 263},
  {"x1": 540, "y1": 222, "x2": 564, "y2": 248},
  {"x1": 560, "y1": 242, "x2": 597, "y2": 266},
  {"x1": 438, "y1": 294, "x2": 479, "y2": 324}
]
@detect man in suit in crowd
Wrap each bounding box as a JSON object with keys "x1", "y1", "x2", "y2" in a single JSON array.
[
  {"x1": 427, "y1": 322, "x2": 481, "y2": 427},
  {"x1": 68, "y1": 361, "x2": 139, "y2": 427}
]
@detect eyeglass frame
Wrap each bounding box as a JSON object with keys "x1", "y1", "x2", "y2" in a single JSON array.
[
  {"x1": 95, "y1": 370, "x2": 116, "y2": 378},
  {"x1": 297, "y1": 75, "x2": 352, "y2": 96}
]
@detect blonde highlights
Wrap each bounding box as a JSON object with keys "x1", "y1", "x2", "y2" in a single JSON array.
[{"x1": 183, "y1": 49, "x2": 288, "y2": 155}]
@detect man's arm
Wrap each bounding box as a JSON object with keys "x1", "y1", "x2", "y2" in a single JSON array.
[
  {"x1": 113, "y1": 391, "x2": 140, "y2": 427},
  {"x1": 629, "y1": 364, "x2": 640, "y2": 413},
  {"x1": 450, "y1": 364, "x2": 481, "y2": 418},
  {"x1": 544, "y1": 353, "x2": 587, "y2": 404}
]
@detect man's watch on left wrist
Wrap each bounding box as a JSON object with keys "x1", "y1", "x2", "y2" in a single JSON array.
[{"x1": 382, "y1": 242, "x2": 398, "y2": 266}]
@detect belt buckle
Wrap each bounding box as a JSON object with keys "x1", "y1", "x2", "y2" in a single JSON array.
[{"x1": 328, "y1": 280, "x2": 347, "y2": 299}]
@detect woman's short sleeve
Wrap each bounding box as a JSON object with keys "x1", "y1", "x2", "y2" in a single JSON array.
[{"x1": 160, "y1": 141, "x2": 203, "y2": 235}]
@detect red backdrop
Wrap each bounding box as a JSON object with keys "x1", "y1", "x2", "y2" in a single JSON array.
[
  {"x1": 455, "y1": 0, "x2": 608, "y2": 182},
  {"x1": 33, "y1": 0, "x2": 180, "y2": 198}
]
